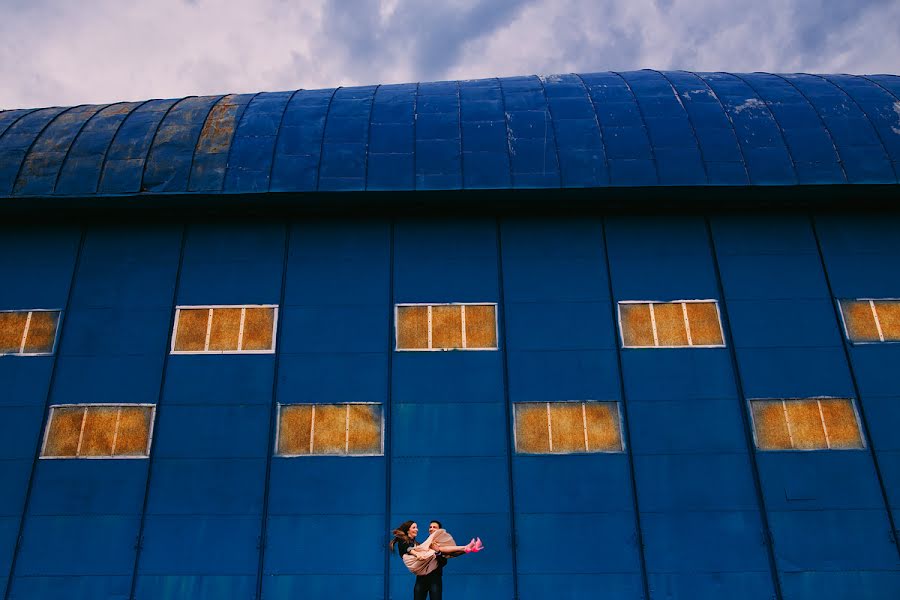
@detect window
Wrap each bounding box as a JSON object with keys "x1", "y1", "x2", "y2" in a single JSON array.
[
  {"x1": 395, "y1": 303, "x2": 497, "y2": 351},
  {"x1": 41, "y1": 404, "x2": 155, "y2": 458},
  {"x1": 514, "y1": 401, "x2": 623, "y2": 454},
  {"x1": 839, "y1": 299, "x2": 900, "y2": 343},
  {"x1": 171, "y1": 305, "x2": 277, "y2": 353},
  {"x1": 619, "y1": 300, "x2": 724, "y2": 348},
  {"x1": 0, "y1": 310, "x2": 61, "y2": 355},
  {"x1": 749, "y1": 398, "x2": 864, "y2": 451},
  {"x1": 276, "y1": 403, "x2": 383, "y2": 456}
]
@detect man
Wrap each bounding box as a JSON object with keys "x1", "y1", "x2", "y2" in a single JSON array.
[{"x1": 413, "y1": 520, "x2": 448, "y2": 600}]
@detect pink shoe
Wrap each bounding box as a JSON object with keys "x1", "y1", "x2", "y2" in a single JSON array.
[
  {"x1": 463, "y1": 539, "x2": 476, "y2": 553},
  {"x1": 473, "y1": 537, "x2": 484, "y2": 552}
]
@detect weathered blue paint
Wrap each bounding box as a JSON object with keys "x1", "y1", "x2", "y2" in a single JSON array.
[{"x1": 3, "y1": 71, "x2": 900, "y2": 198}]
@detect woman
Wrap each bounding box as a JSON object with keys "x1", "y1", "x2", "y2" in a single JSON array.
[{"x1": 389, "y1": 520, "x2": 483, "y2": 576}]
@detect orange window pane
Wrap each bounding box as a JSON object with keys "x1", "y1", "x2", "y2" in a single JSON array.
[
  {"x1": 43, "y1": 406, "x2": 85, "y2": 457},
  {"x1": 278, "y1": 405, "x2": 312, "y2": 455},
  {"x1": 584, "y1": 403, "x2": 622, "y2": 451},
  {"x1": 208, "y1": 308, "x2": 242, "y2": 351},
  {"x1": 840, "y1": 300, "x2": 880, "y2": 342},
  {"x1": 397, "y1": 306, "x2": 428, "y2": 349},
  {"x1": 242, "y1": 307, "x2": 275, "y2": 350},
  {"x1": 750, "y1": 401, "x2": 792, "y2": 450},
  {"x1": 875, "y1": 301, "x2": 900, "y2": 341},
  {"x1": 654, "y1": 302, "x2": 689, "y2": 346},
  {"x1": 620, "y1": 303, "x2": 654, "y2": 347},
  {"x1": 79, "y1": 407, "x2": 119, "y2": 456},
  {"x1": 23, "y1": 311, "x2": 60, "y2": 353},
  {"x1": 114, "y1": 406, "x2": 152, "y2": 456},
  {"x1": 465, "y1": 305, "x2": 497, "y2": 349},
  {"x1": 514, "y1": 403, "x2": 550, "y2": 453},
  {"x1": 549, "y1": 402, "x2": 586, "y2": 453},
  {"x1": 820, "y1": 399, "x2": 864, "y2": 449},
  {"x1": 785, "y1": 400, "x2": 827, "y2": 449},
  {"x1": 312, "y1": 404, "x2": 347, "y2": 454},
  {"x1": 347, "y1": 404, "x2": 383, "y2": 454},
  {"x1": 432, "y1": 305, "x2": 462, "y2": 349},
  {"x1": 0, "y1": 311, "x2": 27, "y2": 353},
  {"x1": 174, "y1": 309, "x2": 209, "y2": 351},
  {"x1": 685, "y1": 302, "x2": 724, "y2": 346}
]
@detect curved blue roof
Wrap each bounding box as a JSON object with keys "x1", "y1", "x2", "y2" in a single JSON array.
[{"x1": 1, "y1": 71, "x2": 899, "y2": 198}]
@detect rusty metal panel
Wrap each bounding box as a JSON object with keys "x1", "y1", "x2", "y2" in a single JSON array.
[
  {"x1": 241, "y1": 306, "x2": 275, "y2": 350},
  {"x1": 142, "y1": 95, "x2": 222, "y2": 193},
  {"x1": 78, "y1": 406, "x2": 118, "y2": 456},
  {"x1": 585, "y1": 402, "x2": 623, "y2": 452},
  {"x1": 115, "y1": 406, "x2": 153, "y2": 456},
  {"x1": 750, "y1": 400, "x2": 792, "y2": 450},
  {"x1": 42, "y1": 406, "x2": 85, "y2": 457},
  {"x1": 0, "y1": 311, "x2": 27, "y2": 353},
  {"x1": 465, "y1": 304, "x2": 497, "y2": 348},
  {"x1": 685, "y1": 301, "x2": 724, "y2": 345},
  {"x1": 207, "y1": 307, "x2": 242, "y2": 351},
  {"x1": 785, "y1": 400, "x2": 828, "y2": 449},
  {"x1": 654, "y1": 302, "x2": 689, "y2": 346},
  {"x1": 347, "y1": 404, "x2": 382, "y2": 454},
  {"x1": 311, "y1": 404, "x2": 346, "y2": 454},
  {"x1": 172, "y1": 308, "x2": 208, "y2": 352},
  {"x1": 840, "y1": 300, "x2": 880, "y2": 342},
  {"x1": 188, "y1": 94, "x2": 254, "y2": 192},
  {"x1": 548, "y1": 402, "x2": 585, "y2": 453},
  {"x1": 13, "y1": 104, "x2": 106, "y2": 196},
  {"x1": 0, "y1": 107, "x2": 67, "y2": 195},
  {"x1": 431, "y1": 304, "x2": 462, "y2": 348},
  {"x1": 820, "y1": 399, "x2": 864, "y2": 449},
  {"x1": 874, "y1": 300, "x2": 900, "y2": 340},
  {"x1": 396, "y1": 305, "x2": 428, "y2": 349},
  {"x1": 22, "y1": 310, "x2": 60, "y2": 353},
  {"x1": 514, "y1": 402, "x2": 550, "y2": 453},
  {"x1": 277, "y1": 404, "x2": 312, "y2": 455}
]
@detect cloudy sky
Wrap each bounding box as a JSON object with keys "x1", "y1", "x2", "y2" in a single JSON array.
[{"x1": 2, "y1": 0, "x2": 898, "y2": 109}]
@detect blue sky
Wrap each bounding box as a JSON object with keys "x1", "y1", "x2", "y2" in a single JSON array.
[{"x1": 1, "y1": 0, "x2": 898, "y2": 109}]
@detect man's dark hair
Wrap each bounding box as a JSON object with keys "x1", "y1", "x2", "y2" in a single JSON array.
[{"x1": 430, "y1": 520, "x2": 442, "y2": 529}]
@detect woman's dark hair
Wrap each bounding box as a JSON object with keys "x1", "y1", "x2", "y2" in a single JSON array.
[
  {"x1": 389, "y1": 520, "x2": 415, "y2": 551},
  {"x1": 430, "y1": 520, "x2": 442, "y2": 529}
]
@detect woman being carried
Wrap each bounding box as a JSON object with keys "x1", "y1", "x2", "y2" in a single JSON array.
[{"x1": 389, "y1": 521, "x2": 484, "y2": 576}]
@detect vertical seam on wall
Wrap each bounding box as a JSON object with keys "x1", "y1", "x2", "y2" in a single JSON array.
[
  {"x1": 685, "y1": 71, "x2": 752, "y2": 183},
  {"x1": 96, "y1": 99, "x2": 153, "y2": 194},
  {"x1": 654, "y1": 70, "x2": 711, "y2": 184},
  {"x1": 314, "y1": 87, "x2": 342, "y2": 192},
  {"x1": 220, "y1": 92, "x2": 264, "y2": 193},
  {"x1": 610, "y1": 72, "x2": 661, "y2": 184},
  {"x1": 184, "y1": 94, "x2": 229, "y2": 192},
  {"x1": 808, "y1": 215, "x2": 900, "y2": 559},
  {"x1": 139, "y1": 97, "x2": 195, "y2": 192},
  {"x1": 3, "y1": 225, "x2": 86, "y2": 600},
  {"x1": 52, "y1": 103, "x2": 116, "y2": 194},
  {"x1": 572, "y1": 73, "x2": 612, "y2": 185},
  {"x1": 767, "y1": 73, "x2": 849, "y2": 183},
  {"x1": 598, "y1": 217, "x2": 652, "y2": 600},
  {"x1": 495, "y1": 217, "x2": 520, "y2": 600},
  {"x1": 384, "y1": 219, "x2": 395, "y2": 600},
  {"x1": 729, "y1": 73, "x2": 801, "y2": 183},
  {"x1": 265, "y1": 90, "x2": 302, "y2": 192},
  {"x1": 363, "y1": 85, "x2": 382, "y2": 192},
  {"x1": 127, "y1": 223, "x2": 188, "y2": 600},
  {"x1": 11, "y1": 105, "x2": 83, "y2": 195},
  {"x1": 412, "y1": 83, "x2": 420, "y2": 191},
  {"x1": 496, "y1": 78, "x2": 515, "y2": 188},
  {"x1": 704, "y1": 216, "x2": 785, "y2": 600},
  {"x1": 255, "y1": 222, "x2": 293, "y2": 598},
  {"x1": 533, "y1": 76, "x2": 563, "y2": 187},
  {"x1": 815, "y1": 74, "x2": 900, "y2": 183}
]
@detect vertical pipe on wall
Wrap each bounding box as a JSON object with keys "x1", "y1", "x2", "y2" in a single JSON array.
[
  {"x1": 3, "y1": 226, "x2": 86, "y2": 600},
  {"x1": 254, "y1": 222, "x2": 293, "y2": 598},
  {"x1": 494, "y1": 218, "x2": 520, "y2": 600},
  {"x1": 704, "y1": 217, "x2": 784, "y2": 600},
  {"x1": 809, "y1": 215, "x2": 900, "y2": 559},
  {"x1": 598, "y1": 218, "x2": 652, "y2": 600},
  {"x1": 127, "y1": 223, "x2": 188, "y2": 600},
  {"x1": 384, "y1": 221, "x2": 395, "y2": 600}
]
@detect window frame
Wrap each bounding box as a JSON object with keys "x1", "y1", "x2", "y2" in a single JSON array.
[
  {"x1": 512, "y1": 399, "x2": 626, "y2": 455},
  {"x1": 0, "y1": 308, "x2": 63, "y2": 357},
  {"x1": 39, "y1": 403, "x2": 157, "y2": 460},
  {"x1": 747, "y1": 396, "x2": 867, "y2": 452},
  {"x1": 394, "y1": 302, "x2": 499, "y2": 352},
  {"x1": 274, "y1": 402, "x2": 385, "y2": 457},
  {"x1": 837, "y1": 297, "x2": 900, "y2": 344},
  {"x1": 617, "y1": 299, "x2": 726, "y2": 349},
  {"x1": 170, "y1": 304, "x2": 279, "y2": 355}
]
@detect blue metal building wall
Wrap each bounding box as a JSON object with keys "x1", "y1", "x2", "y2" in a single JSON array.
[{"x1": 1, "y1": 214, "x2": 900, "y2": 599}]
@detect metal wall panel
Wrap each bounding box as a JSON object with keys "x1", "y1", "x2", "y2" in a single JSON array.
[
  {"x1": 712, "y1": 214, "x2": 900, "y2": 594},
  {"x1": 262, "y1": 220, "x2": 389, "y2": 600},
  {"x1": 607, "y1": 215, "x2": 776, "y2": 600}
]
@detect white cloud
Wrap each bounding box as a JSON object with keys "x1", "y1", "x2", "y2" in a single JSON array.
[{"x1": 0, "y1": 0, "x2": 897, "y2": 109}]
